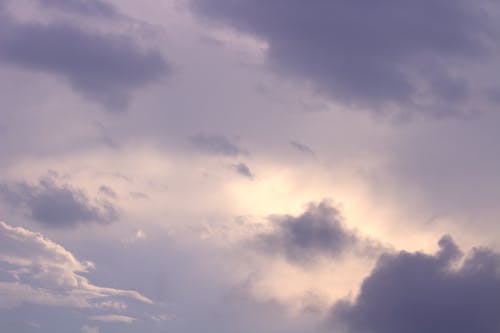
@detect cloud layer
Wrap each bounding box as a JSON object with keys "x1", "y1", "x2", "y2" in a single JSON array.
[{"x1": 2, "y1": 0, "x2": 500, "y2": 332}]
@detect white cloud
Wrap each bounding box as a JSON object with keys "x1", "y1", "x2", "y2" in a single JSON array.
[
  {"x1": 90, "y1": 314, "x2": 137, "y2": 323},
  {"x1": 0, "y1": 221, "x2": 152, "y2": 309}
]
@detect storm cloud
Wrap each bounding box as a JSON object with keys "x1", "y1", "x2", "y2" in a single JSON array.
[
  {"x1": 0, "y1": 179, "x2": 118, "y2": 228},
  {"x1": 0, "y1": 5, "x2": 169, "y2": 110},
  {"x1": 191, "y1": 0, "x2": 494, "y2": 115},
  {"x1": 330, "y1": 236, "x2": 500, "y2": 333}
]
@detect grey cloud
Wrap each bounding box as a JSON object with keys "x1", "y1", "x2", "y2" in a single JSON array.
[
  {"x1": 234, "y1": 162, "x2": 254, "y2": 179},
  {"x1": 256, "y1": 201, "x2": 365, "y2": 265},
  {"x1": 0, "y1": 179, "x2": 118, "y2": 228},
  {"x1": 191, "y1": 0, "x2": 493, "y2": 115},
  {"x1": 330, "y1": 236, "x2": 500, "y2": 333},
  {"x1": 129, "y1": 192, "x2": 150, "y2": 200},
  {"x1": 98, "y1": 185, "x2": 117, "y2": 199},
  {"x1": 290, "y1": 141, "x2": 315, "y2": 156},
  {"x1": 38, "y1": 0, "x2": 118, "y2": 17},
  {"x1": 190, "y1": 134, "x2": 247, "y2": 156},
  {"x1": 0, "y1": 13, "x2": 169, "y2": 110}
]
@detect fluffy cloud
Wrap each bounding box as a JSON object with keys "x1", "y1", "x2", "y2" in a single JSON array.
[
  {"x1": 0, "y1": 178, "x2": 119, "y2": 228},
  {"x1": 254, "y1": 201, "x2": 378, "y2": 265},
  {"x1": 330, "y1": 236, "x2": 500, "y2": 333},
  {"x1": 0, "y1": 220, "x2": 152, "y2": 309}
]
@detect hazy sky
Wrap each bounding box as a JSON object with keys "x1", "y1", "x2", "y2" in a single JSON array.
[{"x1": 2, "y1": 1, "x2": 500, "y2": 332}]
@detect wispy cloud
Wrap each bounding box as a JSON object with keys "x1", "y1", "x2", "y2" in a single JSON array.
[{"x1": 190, "y1": 134, "x2": 247, "y2": 156}]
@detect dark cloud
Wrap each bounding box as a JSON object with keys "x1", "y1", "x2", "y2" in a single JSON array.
[
  {"x1": 0, "y1": 179, "x2": 118, "y2": 228},
  {"x1": 255, "y1": 201, "x2": 367, "y2": 265},
  {"x1": 330, "y1": 236, "x2": 500, "y2": 333},
  {"x1": 290, "y1": 141, "x2": 315, "y2": 156},
  {"x1": 38, "y1": 0, "x2": 118, "y2": 17},
  {"x1": 191, "y1": 0, "x2": 493, "y2": 115},
  {"x1": 0, "y1": 13, "x2": 169, "y2": 110},
  {"x1": 190, "y1": 134, "x2": 247, "y2": 156},
  {"x1": 234, "y1": 162, "x2": 254, "y2": 179}
]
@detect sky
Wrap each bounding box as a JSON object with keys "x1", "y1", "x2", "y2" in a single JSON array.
[{"x1": 2, "y1": 0, "x2": 500, "y2": 332}]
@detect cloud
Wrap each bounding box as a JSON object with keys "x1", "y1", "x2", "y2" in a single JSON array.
[
  {"x1": 0, "y1": 221, "x2": 152, "y2": 310},
  {"x1": 289, "y1": 141, "x2": 314, "y2": 156},
  {"x1": 90, "y1": 314, "x2": 137, "y2": 323},
  {"x1": 233, "y1": 162, "x2": 254, "y2": 179},
  {"x1": 38, "y1": 0, "x2": 118, "y2": 17},
  {"x1": 191, "y1": 0, "x2": 494, "y2": 115},
  {"x1": 122, "y1": 229, "x2": 147, "y2": 245},
  {"x1": 190, "y1": 134, "x2": 247, "y2": 156},
  {"x1": 0, "y1": 8, "x2": 169, "y2": 110},
  {"x1": 255, "y1": 201, "x2": 374, "y2": 265},
  {"x1": 98, "y1": 185, "x2": 117, "y2": 199},
  {"x1": 129, "y1": 192, "x2": 149, "y2": 200},
  {"x1": 81, "y1": 325, "x2": 100, "y2": 333},
  {"x1": 329, "y1": 235, "x2": 500, "y2": 333},
  {"x1": 0, "y1": 178, "x2": 119, "y2": 228}
]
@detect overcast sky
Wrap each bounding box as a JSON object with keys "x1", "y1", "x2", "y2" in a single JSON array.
[{"x1": 2, "y1": 1, "x2": 500, "y2": 332}]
